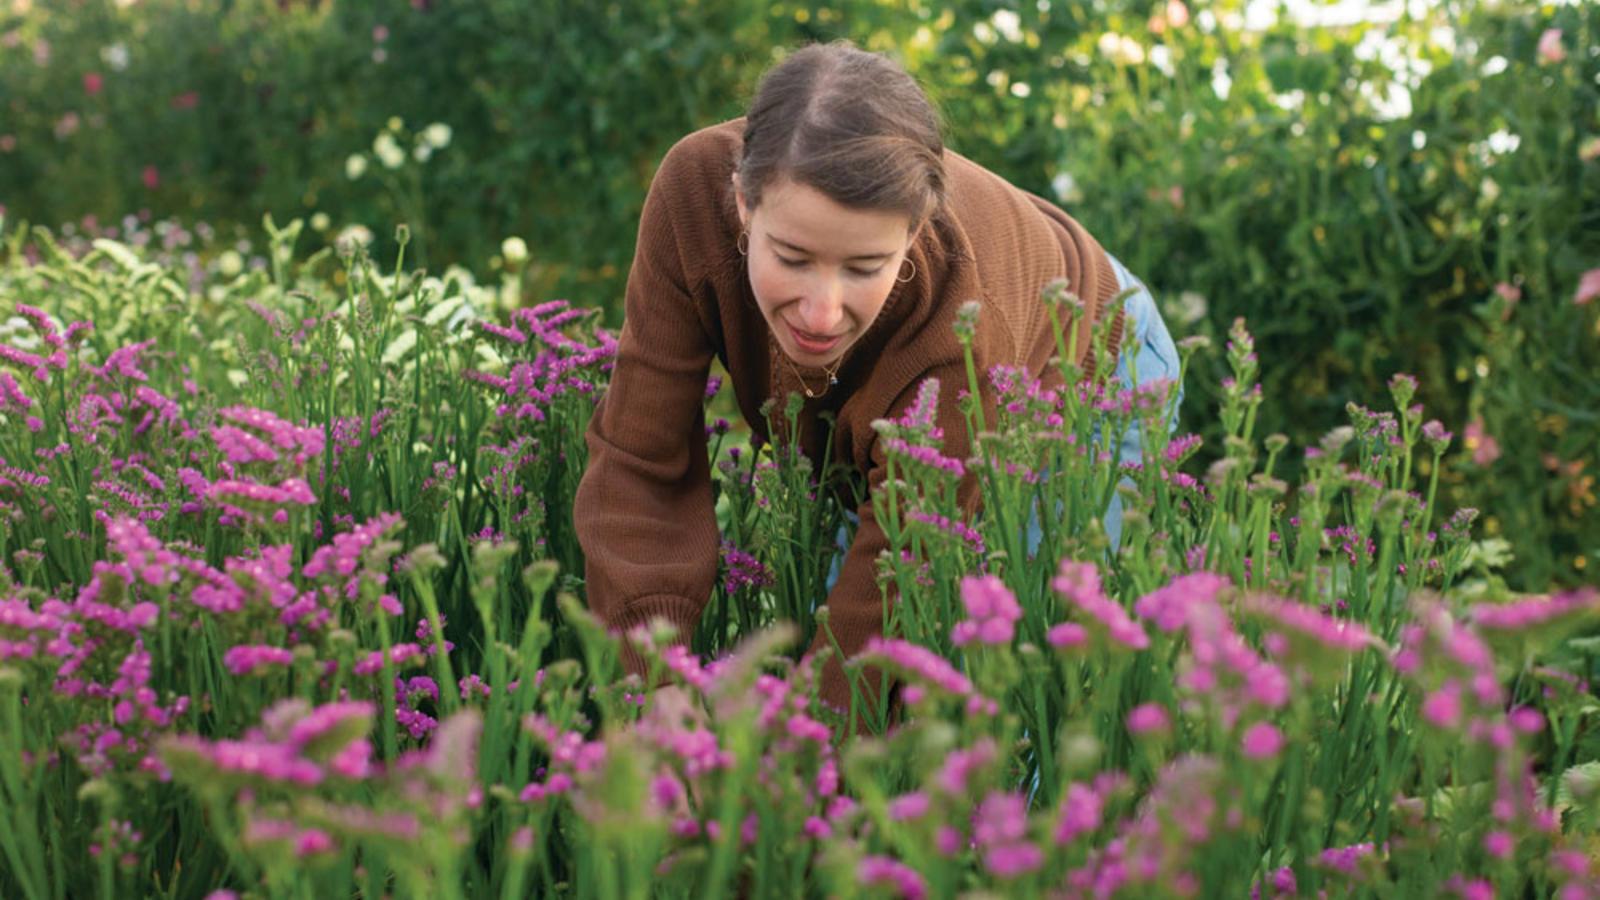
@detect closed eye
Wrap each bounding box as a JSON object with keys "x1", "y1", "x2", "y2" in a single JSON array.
[{"x1": 777, "y1": 254, "x2": 883, "y2": 278}]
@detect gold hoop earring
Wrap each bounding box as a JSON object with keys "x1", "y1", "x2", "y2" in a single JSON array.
[
  {"x1": 736, "y1": 230, "x2": 749, "y2": 256},
  {"x1": 896, "y1": 257, "x2": 917, "y2": 284}
]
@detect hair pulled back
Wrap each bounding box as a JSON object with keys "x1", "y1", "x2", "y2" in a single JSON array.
[{"x1": 737, "y1": 42, "x2": 946, "y2": 229}]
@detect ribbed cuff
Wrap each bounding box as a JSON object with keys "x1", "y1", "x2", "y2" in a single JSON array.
[{"x1": 609, "y1": 593, "x2": 703, "y2": 687}]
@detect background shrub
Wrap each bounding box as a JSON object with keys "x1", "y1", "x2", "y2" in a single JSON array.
[{"x1": 1, "y1": 0, "x2": 1595, "y2": 585}]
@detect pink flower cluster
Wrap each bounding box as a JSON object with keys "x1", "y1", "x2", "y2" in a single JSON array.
[
  {"x1": 1053, "y1": 560, "x2": 1149, "y2": 650},
  {"x1": 973, "y1": 791, "x2": 1042, "y2": 877},
  {"x1": 905, "y1": 510, "x2": 986, "y2": 557},
  {"x1": 1395, "y1": 598, "x2": 1504, "y2": 732},
  {"x1": 213, "y1": 405, "x2": 326, "y2": 465},
  {"x1": 222, "y1": 644, "x2": 294, "y2": 675},
  {"x1": 857, "y1": 855, "x2": 927, "y2": 899},
  {"x1": 952, "y1": 575, "x2": 1021, "y2": 647},
  {"x1": 467, "y1": 300, "x2": 618, "y2": 423},
  {"x1": 161, "y1": 699, "x2": 375, "y2": 787},
  {"x1": 1470, "y1": 587, "x2": 1600, "y2": 633},
  {"x1": 860, "y1": 637, "x2": 975, "y2": 698},
  {"x1": 894, "y1": 376, "x2": 945, "y2": 442},
  {"x1": 881, "y1": 436, "x2": 966, "y2": 478},
  {"x1": 1134, "y1": 572, "x2": 1231, "y2": 633}
]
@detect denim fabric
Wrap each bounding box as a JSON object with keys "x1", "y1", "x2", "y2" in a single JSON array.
[
  {"x1": 824, "y1": 253, "x2": 1182, "y2": 590},
  {"x1": 1061, "y1": 251, "x2": 1184, "y2": 552}
]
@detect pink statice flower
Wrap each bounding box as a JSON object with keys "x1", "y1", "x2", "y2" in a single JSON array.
[
  {"x1": 1134, "y1": 572, "x2": 1230, "y2": 633},
  {"x1": 952, "y1": 574, "x2": 1022, "y2": 647},
  {"x1": 1318, "y1": 842, "x2": 1378, "y2": 877},
  {"x1": 887, "y1": 791, "x2": 930, "y2": 822},
  {"x1": 973, "y1": 791, "x2": 1041, "y2": 877},
  {"x1": 1241, "y1": 721, "x2": 1285, "y2": 759},
  {"x1": 1054, "y1": 779, "x2": 1107, "y2": 845},
  {"x1": 858, "y1": 637, "x2": 974, "y2": 698},
  {"x1": 934, "y1": 738, "x2": 998, "y2": 796},
  {"x1": 1047, "y1": 621, "x2": 1088, "y2": 649},
  {"x1": 1054, "y1": 560, "x2": 1148, "y2": 650},
  {"x1": 1472, "y1": 587, "x2": 1600, "y2": 634},
  {"x1": 1126, "y1": 702, "x2": 1171, "y2": 736},
  {"x1": 352, "y1": 643, "x2": 424, "y2": 676},
  {"x1": 1421, "y1": 681, "x2": 1463, "y2": 728},
  {"x1": 223, "y1": 645, "x2": 295, "y2": 675},
  {"x1": 857, "y1": 855, "x2": 927, "y2": 900}
]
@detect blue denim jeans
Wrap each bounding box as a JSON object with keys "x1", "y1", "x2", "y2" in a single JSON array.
[
  {"x1": 1050, "y1": 251, "x2": 1184, "y2": 552},
  {"x1": 827, "y1": 253, "x2": 1182, "y2": 589}
]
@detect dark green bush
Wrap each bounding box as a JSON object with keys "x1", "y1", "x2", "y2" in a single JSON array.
[{"x1": 1, "y1": 0, "x2": 1595, "y2": 585}]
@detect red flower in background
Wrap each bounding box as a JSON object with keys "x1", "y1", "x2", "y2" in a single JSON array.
[
  {"x1": 171, "y1": 91, "x2": 199, "y2": 110},
  {"x1": 142, "y1": 166, "x2": 160, "y2": 190},
  {"x1": 83, "y1": 72, "x2": 104, "y2": 96}
]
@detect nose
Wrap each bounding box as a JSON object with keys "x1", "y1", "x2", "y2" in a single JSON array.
[{"x1": 796, "y1": 274, "x2": 845, "y2": 335}]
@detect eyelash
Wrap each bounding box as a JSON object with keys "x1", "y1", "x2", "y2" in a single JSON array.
[{"x1": 776, "y1": 255, "x2": 883, "y2": 278}]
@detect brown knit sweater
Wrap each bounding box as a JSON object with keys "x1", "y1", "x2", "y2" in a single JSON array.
[{"x1": 574, "y1": 118, "x2": 1124, "y2": 720}]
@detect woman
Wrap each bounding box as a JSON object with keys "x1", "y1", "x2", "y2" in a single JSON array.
[{"x1": 574, "y1": 42, "x2": 1180, "y2": 725}]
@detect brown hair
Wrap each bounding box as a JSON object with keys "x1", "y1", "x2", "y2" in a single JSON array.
[{"x1": 737, "y1": 42, "x2": 946, "y2": 229}]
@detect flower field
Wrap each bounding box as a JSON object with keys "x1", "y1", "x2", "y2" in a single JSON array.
[{"x1": 0, "y1": 216, "x2": 1595, "y2": 899}]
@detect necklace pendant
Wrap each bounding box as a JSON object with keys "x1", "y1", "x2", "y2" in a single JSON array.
[{"x1": 828, "y1": 374, "x2": 839, "y2": 386}]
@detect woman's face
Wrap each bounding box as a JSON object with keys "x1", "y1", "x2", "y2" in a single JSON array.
[{"x1": 735, "y1": 175, "x2": 914, "y2": 367}]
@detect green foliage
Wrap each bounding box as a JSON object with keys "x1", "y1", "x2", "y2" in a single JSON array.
[{"x1": 0, "y1": 0, "x2": 1595, "y2": 586}]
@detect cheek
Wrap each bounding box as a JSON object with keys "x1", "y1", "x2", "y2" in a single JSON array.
[
  {"x1": 747, "y1": 259, "x2": 795, "y2": 312},
  {"x1": 846, "y1": 279, "x2": 896, "y2": 323}
]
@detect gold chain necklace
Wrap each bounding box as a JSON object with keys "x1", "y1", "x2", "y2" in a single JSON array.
[{"x1": 774, "y1": 341, "x2": 843, "y2": 399}]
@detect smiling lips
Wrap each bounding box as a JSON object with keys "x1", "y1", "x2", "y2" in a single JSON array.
[{"x1": 787, "y1": 322, "x2": 844, "y2": 355}]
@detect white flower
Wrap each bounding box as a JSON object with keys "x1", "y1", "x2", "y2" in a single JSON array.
[
  {"x1": 335, "y1": 224, "x2": 375, "y2": 258},
  {"x1": 475, "y1": 343, "x2": 507, "y2": 374},
  {"x1": 345, "y1": 154, "x2": 368, "y2": 180},
  {"x1": 991, "y1": 10, "x2": 1022, "y2": 43},
  {"x1": 309, "y1": 212, "x2": 331, "y2": 232},
  {"x1": 501, "y1": 236, "x2": 528, "y2": 264},
  {"x1": 100, "y1": 42, "x2": 129, "y2": 71},
  {"x1": 423, "y1": 122, "x2": 452, "y2": 149},
  {"x1": 1098, "y1": 31, "x2": 1145, "y2": 66},
  {"x1": 413, "y1": 143, "x2": 433, "y2": 163},
  {"x1": 386, "y1": 116, "x2": 404, "y2": 133},
  {"x1": 217, "y1": 250, "x2": 243, "y2": 278},
  {"x1": 1172, "y1": 291, "x2": 1208, "y2": 326},
  {"x1": 1051, "y1": 171, "x2": 1082, "y2": 204},
  {"x1": 382, "y1": 328, "x2": 418, "y2": 366},
  {"x1": 373, "y1": 132, "x2": 405, "y2": 169}
]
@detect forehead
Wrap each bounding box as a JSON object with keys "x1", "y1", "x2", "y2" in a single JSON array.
[{"x1": 756, "y1": 179, "x2": 911, "y2": 257}]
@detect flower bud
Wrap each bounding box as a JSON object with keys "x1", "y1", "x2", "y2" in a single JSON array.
[{"x1": 953, "y1": 300, "x2": 982, "y2": 343}]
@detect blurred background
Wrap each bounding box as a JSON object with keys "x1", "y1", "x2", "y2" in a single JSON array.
[{"x1": 0, "y1": 0, "x2": 1596, "y2": 588}]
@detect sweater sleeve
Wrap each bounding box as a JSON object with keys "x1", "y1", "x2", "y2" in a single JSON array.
[
  {"x1": 806, "y1": 362, "x2": 978, "y2": 729},
  {"x1": 574, "y1": 146, "x2": 720, "y2": 682}
]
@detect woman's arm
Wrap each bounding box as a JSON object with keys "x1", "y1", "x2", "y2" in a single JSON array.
[
  {"x1": 806, "y1": 362, "x2": 977, "y2": 729},
  {"x1": 574, "y1": 144, "x2": 720, "y2": 683}
]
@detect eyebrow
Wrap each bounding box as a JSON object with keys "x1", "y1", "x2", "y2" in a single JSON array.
[{"x1": 767, "y1": 234, "x2": 895, "y2": 263}]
